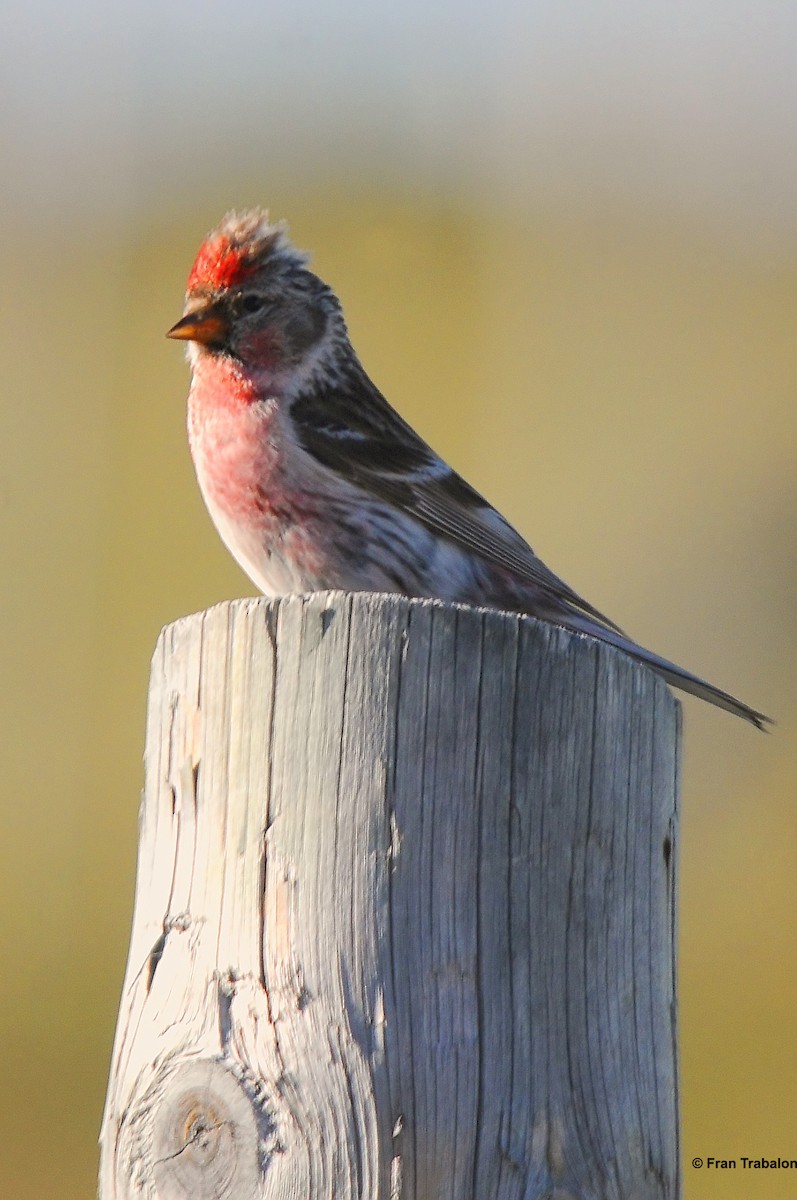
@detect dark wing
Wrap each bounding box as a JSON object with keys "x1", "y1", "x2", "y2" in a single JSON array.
[{"x1": 291, "y1": 368, "x2": 625, "y2": 633}]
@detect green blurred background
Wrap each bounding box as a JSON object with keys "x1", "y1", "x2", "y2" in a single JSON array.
[{"x1": 2, "y1": 3, "x2": 796, "y2": 1197}]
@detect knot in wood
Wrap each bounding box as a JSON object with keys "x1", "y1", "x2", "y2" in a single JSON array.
[{"x1": 150, "y1": 1059, "x2": 263, "y2": 1200}]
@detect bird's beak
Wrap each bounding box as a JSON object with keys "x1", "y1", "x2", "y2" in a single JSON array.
[{"x1": 166, "y1": 302, "x2": 229, "y2": 347}]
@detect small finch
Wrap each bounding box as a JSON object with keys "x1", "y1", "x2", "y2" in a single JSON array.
[{"x1": 168, "y1": 209, "x2": 770, "y2": 729}]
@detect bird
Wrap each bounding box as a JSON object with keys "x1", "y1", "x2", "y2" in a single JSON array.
[{"x1": 167, "y1": 209, "x2": 770, "y2": 729}]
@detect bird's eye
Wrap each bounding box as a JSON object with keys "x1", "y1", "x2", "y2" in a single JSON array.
[{"x1": 240, "y1": 294, "x2": 267, "y2": 315}]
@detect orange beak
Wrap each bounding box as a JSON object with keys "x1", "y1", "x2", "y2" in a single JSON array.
[{"x1": 166, "y1": 302, "x2": 229, "y2": 347}]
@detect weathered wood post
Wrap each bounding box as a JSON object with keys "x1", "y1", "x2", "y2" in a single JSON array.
[{"x1": 100, "y1": 591, "x2": 680, "y2": 1200}]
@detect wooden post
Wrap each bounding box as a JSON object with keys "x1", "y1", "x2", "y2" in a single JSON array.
[{"x1": 100, "y1": 592, "x2": 680, "y2": 1200}]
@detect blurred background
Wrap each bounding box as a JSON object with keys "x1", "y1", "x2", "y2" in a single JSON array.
[{"x1": 1, "y1": 2, "x2": 795, "y2": 1196}]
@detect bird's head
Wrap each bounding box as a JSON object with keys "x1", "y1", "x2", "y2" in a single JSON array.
[{"x1": 167, "y1": 210, "x2": 339, "y2": 381}]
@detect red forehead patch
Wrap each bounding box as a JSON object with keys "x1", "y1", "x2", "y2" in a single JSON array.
[{"x1": 187, "y1": 234, "x2": 257, "y2": 292}]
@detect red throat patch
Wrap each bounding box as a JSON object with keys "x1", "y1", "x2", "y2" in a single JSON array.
[{"x1": 187, "y1": 235, "x2": 257, "y2": 293}]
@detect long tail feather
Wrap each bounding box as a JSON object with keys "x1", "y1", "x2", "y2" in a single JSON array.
[{"x1": 561, "y1": 613, "x2": 773, "y2": 731}]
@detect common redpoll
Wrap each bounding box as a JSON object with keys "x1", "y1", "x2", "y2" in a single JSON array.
[{"x1": 168, "y1": 209, "x2": 770, "y2": 729}]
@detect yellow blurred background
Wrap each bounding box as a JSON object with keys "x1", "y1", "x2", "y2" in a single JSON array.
[{"x1": 1, "y1": 4, "x2": 795, "y2": 1197}]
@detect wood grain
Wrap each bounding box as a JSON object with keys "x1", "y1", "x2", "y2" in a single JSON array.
[{"x1": 100, "y1": 592, "x2": 680, "y2": 1199}]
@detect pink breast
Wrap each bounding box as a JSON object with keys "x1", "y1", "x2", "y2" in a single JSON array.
[
  {"x1": 188, "y1": 357, "x2": 283, "y2": 526},
  {"x1": 186, "y1": 357, "x2": 331, "y2": 589}
]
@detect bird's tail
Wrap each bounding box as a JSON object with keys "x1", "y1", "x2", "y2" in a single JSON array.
[{"x1": 560, "y1": 612, "x2": 772, "y2": 731}]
